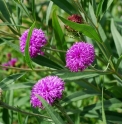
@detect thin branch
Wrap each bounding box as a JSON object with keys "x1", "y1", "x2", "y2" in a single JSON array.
[{"x1": 0, "y1": 100, "x2": 49, "y2": 119}]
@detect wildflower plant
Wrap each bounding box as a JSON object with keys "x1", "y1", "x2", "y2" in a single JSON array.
[{"x1": 0, "y1": 0, "x2": 122, "y2": 124}]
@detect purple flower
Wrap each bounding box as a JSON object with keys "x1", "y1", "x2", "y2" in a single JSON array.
[
  {"x1": 20, "y1": 28, "x2": 47, "y2": 58},
  {"x1": 30, "y1": 76, "x2": 65, "y2": 108},
  {"x1": 2, "y1": 58, "x2": 18, "y2": 70},
  {"x1": 8, "y1": 58, "x2": 18, "y2": 66},
  {"x1": 66, "y1": 42, "x2": 95, "y2": 72}
]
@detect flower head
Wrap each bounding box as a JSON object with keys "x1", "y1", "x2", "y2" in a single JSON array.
[
  {"x1": 65, "y1": 14, "x2": 83, "y2": 32},
  {"x1": 66, "y1": 42, "x2": 95, "y2": 72},
  {"x1": 20, "y1": 28, "x2": 47, "y2": 58},
  {"x1": 30, "y1": 76, "x2": 65, "y2": 108}
]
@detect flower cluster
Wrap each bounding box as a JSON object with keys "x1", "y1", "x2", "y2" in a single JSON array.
[
  {"x1": 19, "y1": 16, "x2": 96, "y2": 109},
  {"x1": 20, "y1": 28, "x2": 47, "y2": 58},
  {"x1": 66, "y1": 42, "x2": 95, "y2": 72},
  {"x1": 30, "y1": 76, "x2": 65, "y2": 108}
]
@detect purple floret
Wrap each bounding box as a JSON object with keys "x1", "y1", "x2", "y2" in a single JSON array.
[
  {"x1": 66, "y1": 42, "x2": 95, "y2": 72},
  {"x1": 30, "y1": 76, "x2": 65, "y2": 108},
  {"x1": 20, "y1": 28, "x2": 47, "y2": 58}
]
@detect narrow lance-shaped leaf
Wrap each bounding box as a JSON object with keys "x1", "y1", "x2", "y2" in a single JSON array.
[
  {"x1": 89, "y1": 2, "x2": 97, "y2": 26},
  {"x1": 36, "y1": 95, "x2": 65, "y2": 124},
  {"x1": 51, "y1": 0, "x2": 76, "y2": 14},
  {"x1": 0, "y1": 0, "x2": 11, "y2": 22},
  {"x1": 96, "y1": 0, "x2": 104, "y2": 17},
  {"x1": 106, "y1": 0, "x2": 113, "y2": 11},
  {"x1": 54, "y1": 69, "x2": 111, "y2": 81},
  {"x1": 111, "y1": 19, "x2": 122, "y2": 56},
  {"x1": 102, "y1": 87, "x2": 107, "y2": 124},
  {"x1": 52, "y1": 9, "x2": 67, "y2": 63},
  {"x1": 17, "y1": 112, "x2": 23, "y2": 124},
  {"x1": 61, "y1": 91, "x2": 100, "y2": 105},
  {"x1": 25, "y1": 21, "x2": 36, "y2": 69},
  {"x1": 115, "y1": 55, "x2": 122, "y2": 70},
  {"x1": 0, "y1": 73, "x2": 25, "y2": 88},
  {"x1": 32, "y1": 55, "x2": 63, "y2": 69},
  {"x1": 46, "y1": 1, "x2": 53, "y2": 26},
  {"x1": 13, "y1": 0, "x2": 32, "y2": 21}
]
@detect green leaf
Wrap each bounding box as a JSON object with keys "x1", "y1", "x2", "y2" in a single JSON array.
[
  {"x1": 51, "y1": 0, "x2": 76, "y2": 14},
  {"x1": 97, "y1": 24, "x2": 112, "y2": 59},
  {"x1": 32, "y1": 55, "x2": 63, "y2": 69},
  {"x1": 59, "y1": 16, "x2": 101, "y2": 42},
  {"x1": 0, "y1": 73, "x2": 25, "y2": 89},
  {"x1": 14, "y1": 96, "x2": 29, "y2": 106},
  {"x1": 2, "y1": 108, "x2": 9, "y2": 124},
  {"x1": 0, "y1": 12, "x2": 20, "y2": 36},
  {"x1": 83, "y1": 98, "x2": 122, "y2": 112},
  {"x1": 89, "y1": 2, "x2": 97, "y2": 26},
  {"x1": 5, "y1": 90, "x2": 13, "y2": 124},
  {"x1": 23, "y1": 116, "x2": 29, "y2": 124},
  {"x1": 115, "y1": 55, "x2": 122, "y2": 70},
  {"x1": 31, "y1": 0, "x2": 36, "y2": 20},
  {"x1": 0, "y1": 0, "x2": 11, "y2": 23},
  {"x1": 62, "y1": 90, "x2": 100, "y2": 105},
  {"x1": 54, "y1": 69, "x2": 109, "y2": 81},
  {"x1": 0, "y1": 22, "x2": 27, "y2": 29},
  {"x1": 52, "y1": 9, "x2": 67, "y2": 62},
  {"x1": 102, "y1": 87, "x2": 107, "y2": 124},
  {"x1": 25, "y1": 21, "x2": 36, "y2": 69},
  {"x1": 16, "y1": 3, "x2": 22, "y2": 26},
  {"x1": 96, "y1": 0, "x2": 104, "y2": 17},
  {"x1": 46, "y1": 1, "x2": 53, "y2": 26},
  {"x1": 2, "y1": 82, "x2": 33, "y2": 90},
  {"x1": 13, "y1": 0, "x2": 32, "y2": 21},
  {"x1": 0, "y1": 38, "x2": 5, "y2": 45},
  {"x1": 106, "y1": 0, "x2": 113, "y2": 11},
  {"x1": 108, "y1": 86, "x2": 122, "y2": 98},
  {"x1": 111, "y1": 19, "x2": 122, "y2": 56},
  {"x1": 37, "y1": 95, "x2": 65, "y2": 124},
  {"x1": 105, "y1": 111, "x2": 122, "y2": 123},
  {"x1": 17, "y1": 112, "x2": 23, "y2": 124},
  {"x1": 5, "y1": 40, "x2": 22, "y2": 54}
]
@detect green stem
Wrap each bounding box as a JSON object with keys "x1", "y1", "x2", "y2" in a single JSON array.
[
  {"x1": 43, "y1": 47, "x2": 66, "y2": 53},
  {"x1": 55, "y1": 102, "x2": 74, "y2": 124},
  {"x1": 0, "y1": 100, "x2": 49, "y2": 119},
  {"x1": 0, "y1": 65, "x2": 56, "y2": 72}
]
